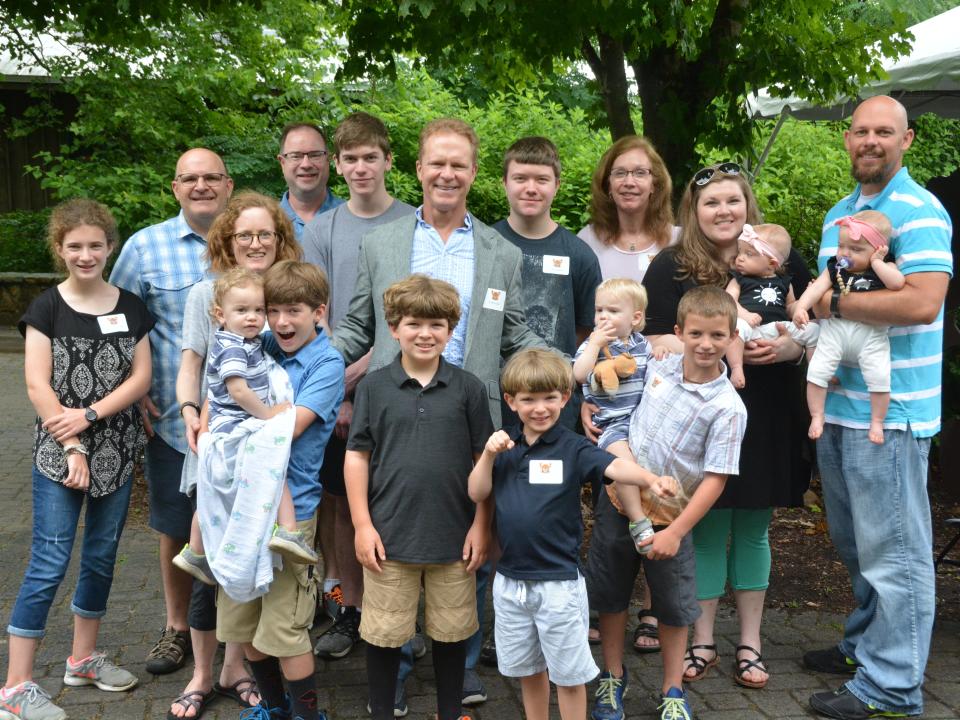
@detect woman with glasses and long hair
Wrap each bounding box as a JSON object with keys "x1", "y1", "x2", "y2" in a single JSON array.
[
  {"x1": 168, "y1": 191, "x2": 302, "y2": 720},
  {"x1": 641, "y1": 162, "x2": 812, "y2": 691}
]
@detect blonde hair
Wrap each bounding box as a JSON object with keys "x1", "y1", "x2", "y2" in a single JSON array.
[
  {"x1": 752, "y1": 223, "x2": 792, "y2": 275},
  {"x1": 47, "y1": 198, "x2": 119, "y2": 272},
  {"x1": 676, "y1": 286, "x2": 738, "y2": 333},
  {"x1": 501, "y1": 348, "x2": 574, "y2": 396},
  {"x1": 851, "y1": 209, "x2": 893, "y2": 240},
  {"x1": 587, "y1": 136, "x2": 673, "y2": 248},
  {"x1": 675, "y1": 165, "x2": 761, "y2": 287},
  {"x1": 595, "y1": 278, "x2": 648, "y2": 331},
  {"x1": 263, "y1": 260, "x2": 328, "y2": 309},
  {"x1": 419, "y1": 118, "x2": 479, "y2": 165},
  {"x1": 383, "y1": 274, "x2": 461, "y2": 330},
  {"x1": 211, "y1": 267, "x2": 263, "y2": 321},
  {"x1": 206, "y1": 192, "x2": 301, "y2": 274}
]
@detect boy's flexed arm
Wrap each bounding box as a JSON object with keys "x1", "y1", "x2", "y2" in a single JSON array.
[
  {"x1": 345, "y1": 448, "x2": 385, "y2": 573},
  {"x1": 641, "y1": 472, "x2": 727, "y2": 560},
  {"x1": 467, "y1": 431, "x2": 514, "y2": 503}
]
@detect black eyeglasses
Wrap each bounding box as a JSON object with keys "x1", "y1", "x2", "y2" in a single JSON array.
[
  {"x1": 280, "y1": 151, "x2": 328, "y2": 162},
  {"x1": 692, "y1": 162, "x2": 742, "y2": 186},
  {"x1": 175, "y1": 172, "x2": 229, "y2": 187}
]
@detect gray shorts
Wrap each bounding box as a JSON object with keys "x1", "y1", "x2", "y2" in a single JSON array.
[
  {"x1": 584, "y1": 490, "x2": 700, "y2": 627},
  {"x1": 145, "y1": 434, "x2": 192, "y2": 539},
  {"x1": 493, "y1": 572, "x2": 599, "y2": 686}
]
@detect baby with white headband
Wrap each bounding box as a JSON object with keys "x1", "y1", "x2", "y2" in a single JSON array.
[
  {"x1": 793, "y1": 209, "x2": 904, "y2": 444},
  {"x1": 724, "y1": 223, "x2": 819, "y2": 389}
]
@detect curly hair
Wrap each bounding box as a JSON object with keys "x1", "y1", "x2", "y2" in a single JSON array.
[
  {"x1": 587, "y1": 136, "x2": 673, "y2": 248},
  {"x1": 47, "y1": 198, "x2": 120, "y2": 272},
  {"x1": 205, "y1": 191, "x2": 301, "y2": 274},
  {"x1": 673, "y1": 165, "x2": 761, "y2": 288}
]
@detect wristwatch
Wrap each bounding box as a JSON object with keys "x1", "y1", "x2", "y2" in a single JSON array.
[
  {"x1": 84, "y1": 406, "x2": 99, "y2": 423},
  {"x1": 830, "y1": 289, "x2": 842, "y2": 319}
]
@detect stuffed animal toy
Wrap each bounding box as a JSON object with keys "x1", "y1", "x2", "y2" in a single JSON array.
[{"x1": 590, "y1": 345, "x2": 637, "y2": 395}]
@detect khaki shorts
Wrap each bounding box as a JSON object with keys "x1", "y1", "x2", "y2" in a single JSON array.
[
  {"x1": 216, "y1": 518, "x2": 317, "y2": 657},
  {"x1": 360, "y1": 559, "x2": 477, "y2": 647}
]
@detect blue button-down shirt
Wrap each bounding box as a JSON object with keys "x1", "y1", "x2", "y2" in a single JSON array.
[
  {"x1": 410, "y1": 206, "x2": 475, "y2": 367},
  {"x1": 280, "y1": 190, "x2": 344, "y2": 238},
  {"x1": 109, "y1": 211, "x2": 213, "y2": 453}
]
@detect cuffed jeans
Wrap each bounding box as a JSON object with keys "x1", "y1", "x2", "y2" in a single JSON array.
[
  {"x1": 7, "y1": 467, "x2": 132, "y2": 638},
  {"x1": 817, "y1": 423, "x2": 934, "y2": 715}
]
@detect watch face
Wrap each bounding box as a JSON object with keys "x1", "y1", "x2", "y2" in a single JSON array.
[{"x1": 85, "y1": 407, "x2": 98, "y2": 422}]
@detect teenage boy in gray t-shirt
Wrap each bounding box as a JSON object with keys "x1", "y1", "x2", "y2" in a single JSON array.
[{"x1": 301, "y1": 112, "x2": 415, "y2": 660}]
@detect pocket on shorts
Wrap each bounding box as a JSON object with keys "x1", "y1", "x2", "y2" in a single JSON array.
[
  {"x1": 363, "y1": 562, "x2": 413, "y2": 614},
  {"x1": 291, "y1": 564, "x2": 317, "y2": 630}
]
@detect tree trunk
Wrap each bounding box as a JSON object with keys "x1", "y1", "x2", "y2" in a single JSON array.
[{"x1": 580, "y1": 34, "x2": 634, "y2": 141}]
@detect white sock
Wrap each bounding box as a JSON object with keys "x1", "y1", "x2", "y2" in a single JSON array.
[{"x1": 323, "y1": 578, "x2": 340, "y2": 593}]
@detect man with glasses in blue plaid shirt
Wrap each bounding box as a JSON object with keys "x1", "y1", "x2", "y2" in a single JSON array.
[
  {"x1": 278, "y1": 123, "x2": 344, "y2": 238},
  {"x1": 110, "y1": 147, "x2": 233, "y2": 677}
]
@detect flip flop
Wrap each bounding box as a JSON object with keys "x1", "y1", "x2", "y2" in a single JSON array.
[
  {"x1": 632, "y1": 609, "x2": 661, "y2": 654},
  {"x1": 166, "y1": 688, "x2": 215, "y2": 720},
  {"x1": 682, "y1": 643, "x2": 719, "y2": 682},
  {"x1": 214, "y1": 677, "x2": 259, "y2": 707},
  {"x1": 734, "y1": 644, "x2": 769, "y2": 689}
]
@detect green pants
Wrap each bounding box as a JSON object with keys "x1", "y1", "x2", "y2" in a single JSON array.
[{"x1": 692, "y1": 507, "x2": 773, "y2": 600}]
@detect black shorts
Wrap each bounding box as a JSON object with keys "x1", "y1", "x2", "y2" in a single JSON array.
[
  {"x1": 584, "y1": 490, "x2": 700, "y2": 628},
  {"x1": 319, "y1": 433, "x2": 347, "y2": 497}
]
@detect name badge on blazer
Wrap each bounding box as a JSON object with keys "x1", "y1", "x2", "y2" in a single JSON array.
[
  {"x1": 530, "y1": 459, "x2": 563, "y2": 484},
  {"x1": 483, "y1": 288, "x2": 506, "y2": 312},
  {"x1": 97, "y1": 313, "x2": 129, "y2": 334},
  {"x1": 542, "y1": 255, "x2": 570, "y2": 275}
]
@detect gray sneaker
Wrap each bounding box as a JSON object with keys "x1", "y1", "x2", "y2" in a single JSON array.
[
  {"x1": 314, "y1": 606, "x2": 360, "y2": 658},
  {"x1": 462, "y1": 668, "x2": 487, "y2": 705},
  {"x1": 64, "y1": 652, "x2": 138, "y2": 692},
  {"x1": 0, "y1": 682, "x2": 66, "y2": 720},
  {"x1": 628, "y1": 517, "x2": 655, "y2": 554},
  {"x1": 269, "y1": 525, "x2": 319, "y2": 564},
  {"x1": 172, "y1": 545, "x2": 215, "y2": 586}
]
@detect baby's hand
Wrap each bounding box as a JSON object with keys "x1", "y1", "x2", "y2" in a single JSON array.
[
  {"x1": 589, "y1": 321, "x2": 619, "y2": 348},
  {"x1": 267, "y1": 401, "x2": 293, "y2": 418},
  {"x1": 746, "y1": 312, "x2": 763, "y2": 328},
  {"x1": 485, "y1": 430, "x2": 515, "y2": 455},
  {"x1": 793, "y1": 309, "x2": 810, "y2": 327},
  {"x1": 649, "y1": 475, "x2": 678, "y2": 499},
  {"x1": 871, "y1": 245, "x2": 889, "y2": 263}
]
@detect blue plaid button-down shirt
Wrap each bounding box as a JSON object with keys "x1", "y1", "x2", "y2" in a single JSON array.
[
  {"x1": 280, "y1": 190, "x2": 344, "y2": 239},
  {"x1": 410, "y1": 206, "x2": 474, "y2": 367},
  {"x1": 110, "y1": 211, "x2": 212, "y2": 453}
]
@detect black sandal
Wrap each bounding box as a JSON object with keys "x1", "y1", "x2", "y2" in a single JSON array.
[
  {"x1": 166, "y1": 689, "x2": 215, "y2": 720},
  {"x1": 632, "y1": 609, "x2": 661, "y2": 654},
  {"x1": 734, "y1": 644, "x2": 768, "y2": 689},
  {"x1": 682, "y1": 643, "x2": 718, "y2": 682}
]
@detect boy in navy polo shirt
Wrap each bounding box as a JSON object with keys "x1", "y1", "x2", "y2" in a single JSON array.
[{"x1": 467, "y1": 349, "x2": 675, "y2": 720}]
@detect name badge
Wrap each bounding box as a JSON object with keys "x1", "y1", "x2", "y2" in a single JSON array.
[
  {"x1": 646, "y1": 372, "x2": 667, "y2": 398},
  {"x1": 98, "y1": 313, "x2": 129, "y2": 334},
  {"x1": 483, "y1": 288, "x2": 506, "y2": 312},
  {"x1": 530, "y1": 459, "x2": 563, "y2": 484},
  {"x1": 542, "y1": 255, "x2": 570, "y2": 275}
]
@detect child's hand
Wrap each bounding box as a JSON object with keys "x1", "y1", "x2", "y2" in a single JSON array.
[
  {"x1": 354, "y1": 524, "x2": 386, "y2": 573},
  {"x1": 644, "y1": 527, "x2": 681, "y2": 561},
  {"x1": 649, "y1": 475, "x2": 678, "y2": 499},
  {"x1": 871, "y1": 245, "x2": 889, "y2": 263},
  {"x1": 267, "y1": 401, "x2": 293, "y2": 418},
  {"x1": 485, "y1": 430, "x2": 515, "y2": 455},
  {"x1": 589, "y1": 321, "x2": 619, "y2": 348},
  {"x1": 651, "y1": 345, "x2": 673, "y2": 361},
  {"x1": 793, "y1": 309, "x2": 810, "y2": 327},
  {"x1": 745, "y1": 312, "x2": 763, "y2": 328}
]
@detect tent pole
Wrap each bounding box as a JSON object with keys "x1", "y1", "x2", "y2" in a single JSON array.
[{"x1": 752, "y1": 106, "x2": 790, "y2": 183}]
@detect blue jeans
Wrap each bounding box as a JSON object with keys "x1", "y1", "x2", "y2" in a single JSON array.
[
  {"x1": 817, "y1": 424, "x2": 934, "y2": 714},
  {"x1": 7, "y1": 467, "x2": 133, "y2": 638},
  {"x1": 397, "y1": 561, "x2": 490, "y2": 684}
]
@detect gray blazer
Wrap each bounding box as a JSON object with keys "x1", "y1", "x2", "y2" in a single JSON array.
[{"x1": 331, "y1": 214, "x2": 547, "y2": 425}]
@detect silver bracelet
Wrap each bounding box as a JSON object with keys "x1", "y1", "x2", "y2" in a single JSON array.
[{"x1": 63, "y1": 443, "x2": 88, "y2": 456}]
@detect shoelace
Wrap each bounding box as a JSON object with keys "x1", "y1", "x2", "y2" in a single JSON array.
[
  {"x1": 325, "y1": 585, "x2": 344, "y2": 607},
  {"x1": 148, "y1": 628, "x2": 184, "y2": 659},
  {"x1": 15, "y1": 683, "x2": 53, "y2": 708},
  {"x1": 594, "y1": 675, "x2": 623, "y2": 709},
  {"x1": 657, "y1": 694, "x2": 692, "y2": 720}
]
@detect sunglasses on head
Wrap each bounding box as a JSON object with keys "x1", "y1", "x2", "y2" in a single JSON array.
[{"x1": 692, "y1": 162, "x2": 743, "y2": 186}]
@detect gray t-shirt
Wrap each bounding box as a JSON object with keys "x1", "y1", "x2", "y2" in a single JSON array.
[
  {"x1": 178, "y1": 280, "x2": 217, "y2": 495},
  {"x1": 301, "y1": 199, "x2": 415, "y2": 330}
]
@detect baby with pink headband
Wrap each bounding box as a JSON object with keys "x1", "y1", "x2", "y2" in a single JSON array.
[
  {"x1": 724, "y1": 223, "x2": 820, "y2": 389},
  {"x1": 793, "y1": 209, "x2": 905, "y2": 444}
]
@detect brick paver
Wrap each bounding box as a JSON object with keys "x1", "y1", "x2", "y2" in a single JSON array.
[{"x1": 0, "y1": 341, "x2": 957, "y2": 719}]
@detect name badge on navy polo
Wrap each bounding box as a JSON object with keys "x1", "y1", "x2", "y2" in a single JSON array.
[{"x1": 530, "y1": 459, "x2": 563, "y2": 484}]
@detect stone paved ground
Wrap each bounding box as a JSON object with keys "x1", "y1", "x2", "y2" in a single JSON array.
[{"x1": 0, "y1": 338, "x2": 958, "y2": 719}]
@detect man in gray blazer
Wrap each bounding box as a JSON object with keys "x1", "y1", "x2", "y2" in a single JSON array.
[{"x1": 331, "y1": 118, "x2": 547, "y2": 710}]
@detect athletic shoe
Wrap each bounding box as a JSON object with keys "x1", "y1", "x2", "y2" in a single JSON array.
[
  {"x1": 628, "y1": 518, "x2": 655, "y2": 554},
  {"x1": 809, "y1": 687, "x2": 907, "y2": 719},
  {"x1": 410, "y1": 624, "x2": 427, "y2": 660},
  {"x1": 268, "y1": 525, "x2": 319, "y2": 565},
  {"x1": 239, "y1": 695, "x2": 292, "y2": 719},
  {"x1": 0, "y1": 682, "x2": 67, "y2": 720},
  {"x1": 591, "y1": 666, "x2": 628, "y2": 720},
  {"x1": 479, "y1": 634, "x2": 497, "y2": 667},
  {"x1": 172, "y1": 544, "x2": 215, "y2": 586},
  {"x1": 314, "y1": 606, "x2": 360, "y2": 658},
  {"x1": 461, "y1": 668, "x2": 487, "y2": 705},
  {"x1": 144, "y1": 626, "x2": 191, "y2": 675},
  {"x1": 366, "y1": 681, "x2": 409, "y2": 717},
  {"x1": 658, "y1": 686, "x2": 693, "y2": 719},
  {"x1": 321, "y1": 584, "x2": 344, "y2": 621},
  {"x1": 804, "y1": 646, "x2": 860, "y2": 675},
  {"x1": 63, "y1": 652, "x2": 138, "y2": 692}
]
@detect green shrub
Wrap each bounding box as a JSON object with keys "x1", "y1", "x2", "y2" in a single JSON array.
[{"x1": 0, "y1": 210, "x2": 54, "y2": 273}]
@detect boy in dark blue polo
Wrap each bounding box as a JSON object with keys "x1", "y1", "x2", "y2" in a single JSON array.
[
  {"x1": 345, "y1": 274, "x2": 494, "y2": 720},
  {"x1": 467, "y1": 349, "x2": 675, "y2": 720}
]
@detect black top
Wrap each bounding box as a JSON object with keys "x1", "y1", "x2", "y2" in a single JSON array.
[
  {"x1": 348, "y1": 355, "x2": 494, "y2": 563},
  {"x1": 19, "y1": 287, "x2": 155, "y2": 497},
  {"x1": 493, "y1": 424, "x2": 614, "y2": 581},
  {"x1": 828, "y1": 256, "x2": 888, "y2": 293},
  {"x1": 733, "y1": 272, "x2": 791, "y2": 323},
  {"x1": 643, "y1": 248, "x2": 812, "y2": 509}
]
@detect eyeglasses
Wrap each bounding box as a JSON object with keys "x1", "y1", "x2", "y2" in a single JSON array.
[
  {"x1": 175, "y1": 172, "x2": 229, "y2": 187},
  {"x1": 280, "y1": 151, "x2": 328, "y2": 162},
  {"x1": 610, "y1": 168, "x2": 652, "y2": 181},
  {"x1": 692, "y1": 162, "x2": 742, "y2": 186},
  {"x1": 232, "y1": 230, "x2": 278, "y2": 246}
]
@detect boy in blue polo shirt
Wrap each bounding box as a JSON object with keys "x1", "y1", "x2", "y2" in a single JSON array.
[
  {"x1": 215, "y1": 260, "x2": 344, "y2": 720},
  {"x1": 467, "y1": 348, "x2": 676, "y2": 720}
]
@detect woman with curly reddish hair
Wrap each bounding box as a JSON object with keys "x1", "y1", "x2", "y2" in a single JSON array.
[{"x1": 168, "y1": 191, "x2": 301, "y2": 719}]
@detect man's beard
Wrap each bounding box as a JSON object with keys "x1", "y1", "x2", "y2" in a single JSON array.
[{"x1": 851, "y1": 156, "x2": 891, "y2": 186}]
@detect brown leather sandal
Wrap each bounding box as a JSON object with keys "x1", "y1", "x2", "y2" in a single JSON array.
[
  {"x1": 734, "y1": 644, "x2": 769, "y2": 689},
  {"x1": 682, "y1": 643, "x2": 719, "y2": 682}
]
